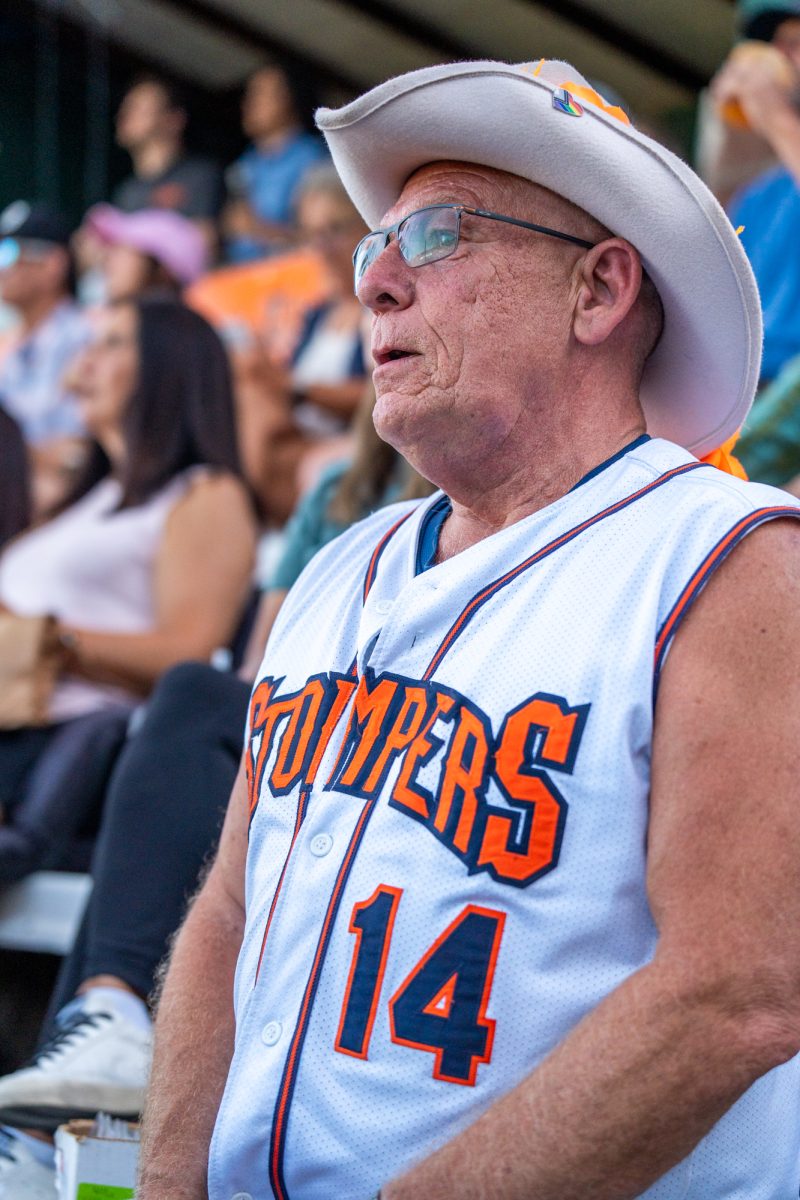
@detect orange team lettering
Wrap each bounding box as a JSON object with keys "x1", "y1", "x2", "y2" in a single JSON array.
[{"x1": 248, "y1": 670, "x2": 589, "y2": 889}]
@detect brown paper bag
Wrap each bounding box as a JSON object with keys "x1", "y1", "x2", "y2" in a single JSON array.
[{"x1": 0, "y1": 613, "x2": 61, "y2": 728}]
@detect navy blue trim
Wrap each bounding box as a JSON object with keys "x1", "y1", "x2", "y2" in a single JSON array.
[
  {"x1": 252, "y1": 786, "x2": 311, "y2": 986},
  {"x1": 416, "y1": 494, "x2": 452, "y2": 575},
  {"x1": 413, "y1": 440, "x2": 650, "y2": 578},
  {"x1": 362, "y1": 510, "x2": 416, "y2": 604},
  {"x1": 652, "y1": 505, "x2": 800, "y2": 701},
  {"x1": 569, "y1": 434, "x2": 651, "y2": 493},
  {"x1": 268, "y1": 795, "x2": 380, "y2": 1200},
  {"x1": 424, "y1": 460, "x2": 706, "y2": 680}
]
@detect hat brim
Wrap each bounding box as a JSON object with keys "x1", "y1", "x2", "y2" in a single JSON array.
[{"x1": 317, "y1": 61, "x2": 762, "y2": 457}]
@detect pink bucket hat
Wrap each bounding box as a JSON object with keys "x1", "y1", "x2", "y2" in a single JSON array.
[
  {"x1": 86, "y1": 204, "x2": 209, "y2": 287},
  {"x1": 317, "y1": 60, "x2": 762, "y2": 457}
]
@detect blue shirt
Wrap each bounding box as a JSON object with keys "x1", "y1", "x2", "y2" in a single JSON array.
[
  {"x1": 0, "y1": 300, "x2": 90, "y2": 443},
  {"x1": 729, "y1": 166, "x2": 800, "y2": 382},
  {"x1": 227, "y1": 131, "x2": 328, "y2": 263}
]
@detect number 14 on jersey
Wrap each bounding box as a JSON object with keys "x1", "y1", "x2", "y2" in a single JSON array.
[{"x1": 335, "y1": 885, "x2": 506, "y2": 1086}]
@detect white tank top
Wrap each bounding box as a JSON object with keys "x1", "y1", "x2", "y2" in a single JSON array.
[
  {"x1": 0, "y1": 469, "x2": 203, "y2": 721},
  {"x1": 209, "y1": 437, "x2": 800, "y2": 1200}
]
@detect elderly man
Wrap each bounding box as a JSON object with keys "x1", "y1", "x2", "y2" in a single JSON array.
[{"x1": 138, "y1": 61, "x2": 800, "y2": 1200}]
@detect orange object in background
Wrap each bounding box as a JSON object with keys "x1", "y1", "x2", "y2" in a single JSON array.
[
  {"x1": 186, "y1": 248, "x2": 329, "y2": 363},
  {"x1": 718, "y1": 40, "x2": 796, "y2": 129},
  {"x1": 701, "y1": 434, "x2": 748, "y2": 480}
]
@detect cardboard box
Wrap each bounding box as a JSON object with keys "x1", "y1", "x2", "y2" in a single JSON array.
[{"x1": 55, "y1": 1117, "x2": 139, "y2": 1199}]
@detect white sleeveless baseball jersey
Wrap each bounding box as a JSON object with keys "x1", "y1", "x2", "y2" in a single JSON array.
[{"x1": 209, "y1": 436, "x2": 800, "y2": 1200}]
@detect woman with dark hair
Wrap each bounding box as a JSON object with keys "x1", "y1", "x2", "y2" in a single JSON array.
[
  {"x1": 0, "y1": 407, "x2": 31, "y2": 548},
  {"x1": 0, "y1": 297, "x2": 256, "y2": 884},
  {"x1": 0, "y1": 388, "x2": 431, "y2": 1187}
]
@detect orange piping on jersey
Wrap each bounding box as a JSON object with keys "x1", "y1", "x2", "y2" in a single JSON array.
[
  {"x1": 653, "y1": 505, "x2": 800, "y2": 685},
  {"x1": 270, "y1": 795, "x2": 378, "y2": 1199},
  {"x1": 423, "y1": 460, "x2": 704, "y2": 681},
  {"x1": 362, "y1": 509, "x2": 415, "y2": 603},
  {"x1": 253, "y1": 788, "x2": 311, "y2": 985}
]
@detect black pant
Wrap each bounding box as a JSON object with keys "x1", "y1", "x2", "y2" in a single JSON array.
[
  {"x1": 0, "y1": 710, "x2": 132, "y2": 883},
  {"x1": 44, "y1": 662, "x2": 251, "y2": 1033}
]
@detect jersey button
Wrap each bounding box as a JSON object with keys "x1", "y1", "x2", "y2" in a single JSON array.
[
  {"x1": 374, "y1": 599, "x2": 392, "y2": 614},
  {"x1": 231, "y1": 1194, "x2": 253, "y2": 1200},
  {"x1": 261, "y1": 1021, "x2": 282, "y2": 1046},
  {"x1": 310, "y1": 832, "x2": 333, "y2": 857}
]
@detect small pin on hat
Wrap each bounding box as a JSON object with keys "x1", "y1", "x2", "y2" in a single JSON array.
[{"x1": 552, "y1": 87, "x2": 583, "y2": 116}]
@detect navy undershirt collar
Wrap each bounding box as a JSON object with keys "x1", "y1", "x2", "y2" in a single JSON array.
[{"x1": 414, "y1": 433, "x2": 651, "y2": 575}]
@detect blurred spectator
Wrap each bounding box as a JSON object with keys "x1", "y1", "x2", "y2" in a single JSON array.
[
  {"x1": 0, "y1": 298, "x2": 256, "y2": 885},
  {"x1": 0, "y1": 407, "x2": 30, "y2": 550},
  {"x1": 290, "y1": 165, "x2": 369, "y2": 437},
  {"x1": 0, "y1": 201, "x2": 91, "y2": 516},
  {"x1": 735, "y1": 352, "x2": 800, "y2": 486},
  {"x1": 222, "y1": 62, "x2": 327, "y2": 263},
  {"x1": 231, "y1": 165, "x2": 368, "y2": 519},
  {"x1": 113, "y1": 74, "x2": 224, "y2": 225},
  {"x1": 0, "y1": 204, "x2": 88, "y2": 441},
  {"x1": 0, "y1": 388, "x2": 431, "y2": 1160},
  {"x1": 240, "y1": 387, "x2": 432, "y2": 675},
  {"x1": 705, "y1": 1, "x2": 800, "y2": 381},
  {"x1": 83, "y1": 205, "x2": 209, "y2": 303}
]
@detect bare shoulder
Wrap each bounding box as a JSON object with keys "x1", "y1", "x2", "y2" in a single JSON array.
[
  {"x1": 166, "y1": 471, "x2": 256, "y2": 537},
  {"x1": 652, "y1": 514, "x2": 800, "y2": 852},
  {"x1": 660, "y1": 514, "x2": 800, "y2": 689},
  {"x1": 648, "y1": 517, "x2": 800, "y2": 1014},
  {"x1": 176, "y1": 470, "x2": 254, "y2": 515}
]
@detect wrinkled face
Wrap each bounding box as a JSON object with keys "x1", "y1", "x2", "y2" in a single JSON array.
[
  {"x1": 297, "y1": 188, "x2": 366, "y2": 291},
  {"x1": 774, "y1": 17, "x2": 800, "y2": 69},
  {"x1": 242, "y1": 68, "x2": 295, "y2": 140},
  {"x1": 71, "y1": 304, "x2": 138, "y2": 443},
  {"x1": 356, "y1": 162, "x2": 594, "y2": 487}
]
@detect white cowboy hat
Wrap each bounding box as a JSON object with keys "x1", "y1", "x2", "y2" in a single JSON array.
[{"x1": 316, "y1": 59, "x2": 761, "y2": 457}]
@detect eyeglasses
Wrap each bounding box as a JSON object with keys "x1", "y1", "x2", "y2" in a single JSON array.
[
  {"x1": 0, "y1": 237, "x2": 58, "y2": 270},
  {"x1": 353, "y1": 203, "x2": 598, "y2": 290}
]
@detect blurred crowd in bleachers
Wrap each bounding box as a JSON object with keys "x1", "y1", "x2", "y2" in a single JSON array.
[{"x1": 1, "y1": 1, "x2": 800, "y2": 1187}]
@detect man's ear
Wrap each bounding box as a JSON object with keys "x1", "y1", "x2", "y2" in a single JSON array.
[{"x1": 572, "y1": 238, "x2": 643, "y2": 348}]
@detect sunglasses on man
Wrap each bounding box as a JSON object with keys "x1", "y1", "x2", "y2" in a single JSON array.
[{"x1": 353, "y1": 203, "x2": 597, "y2": 290}]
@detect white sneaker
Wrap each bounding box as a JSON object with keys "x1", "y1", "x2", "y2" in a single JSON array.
[
  {"x1": 0, "y1": 992, "x2": 151, "y2": 1132},
  {"x1": 0, "y1": 1129, "x2": 55, "y2": 1199}
]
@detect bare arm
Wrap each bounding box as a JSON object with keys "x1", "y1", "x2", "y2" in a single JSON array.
[
  {"x1": 382, "y1": 519, "x2": 800, "y2": 1200},
  {"x1": 59, "y1": 474, "x2": 256, "y2": 692},
  {"x1": 296, "y1": 377, "x2": 364, "y2": 420},
  {"x1": 711, "y1": 54, "x2": 800, "y2": 187},
  {"x1": 137, "y1": 759, "x2": 250, "y2": 1200}
]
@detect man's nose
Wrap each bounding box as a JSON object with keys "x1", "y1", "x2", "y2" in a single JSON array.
[{"x1": 356, "y1": 239, "x2": 415, "y2": 313}]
